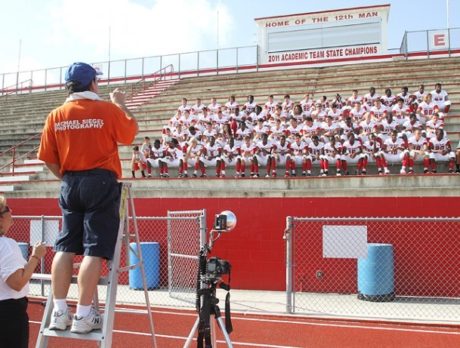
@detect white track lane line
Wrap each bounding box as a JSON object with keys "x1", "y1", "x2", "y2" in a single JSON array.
[
  {"x1": 115, "y1": 307, "x2": 460, "y2": 336},
  {"x1": 28, "y1": 320, "x2": 301, "y2": 348}
]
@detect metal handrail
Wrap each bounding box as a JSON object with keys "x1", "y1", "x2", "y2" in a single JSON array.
[
  {"x1": 0, "y1": 133, "x2": 41, "y2": 175},
  {"x1": 123, "y1": 64, "x2": 174, "y2": 98},
  {"x1": 0, "y1": 79, "x2": 33, "y2": 96}
]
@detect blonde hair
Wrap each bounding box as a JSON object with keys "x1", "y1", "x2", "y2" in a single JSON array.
[{"x1": 0, "y1": 195, "x2": 6, "y2": 212}]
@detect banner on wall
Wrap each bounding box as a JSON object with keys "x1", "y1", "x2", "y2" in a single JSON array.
[{"x1": 255, "y1": 4, "x2": 391, "y2": 65}]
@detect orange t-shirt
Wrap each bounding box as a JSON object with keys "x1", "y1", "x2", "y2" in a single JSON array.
[{"x1": 38, "y1": 99, "x2": 137, "y2": 178}]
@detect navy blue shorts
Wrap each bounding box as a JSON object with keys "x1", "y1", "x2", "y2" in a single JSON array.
[{"x1": 56, "y1": 169, "x2": 121, "y2": 260}]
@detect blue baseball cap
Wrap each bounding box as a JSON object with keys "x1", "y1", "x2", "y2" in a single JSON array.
[{"x1": 65, "y1": 62, "x2": 102, "y2": 86}]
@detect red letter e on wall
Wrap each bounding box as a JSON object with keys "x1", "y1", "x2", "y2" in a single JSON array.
[{"x1": 434, "y1": 34, "x2": 445, "y2": 47}]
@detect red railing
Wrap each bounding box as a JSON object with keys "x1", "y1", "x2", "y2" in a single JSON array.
[
  {"x1": 0, "y1": 79, "x2": 33, "y2": 99},
  {"x1": 123, "y1": 64, "x2": 175, "y2": 100},
  {"x1": 0, "y1": 133, "x2": 41, "y2": 175}
]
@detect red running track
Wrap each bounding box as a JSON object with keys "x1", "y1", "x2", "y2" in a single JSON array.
[{"x1": 28, "y1": 300, "x2": 460, "y2": 348}]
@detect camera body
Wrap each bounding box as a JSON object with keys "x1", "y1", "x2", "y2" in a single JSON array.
[
  {"x1": 214, "y1": 214, "x2": 227, "y2": 231},
  {"x1": 205, "y1": 256, "x2": 231, "y2": 283},
  {"x1": 213, "y1": 211, "x2": 237, "y2": 232}
]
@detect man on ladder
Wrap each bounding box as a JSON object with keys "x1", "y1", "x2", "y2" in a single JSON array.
[{"x1": 37, "y1": 62, "x2": 138, "y2": 333}]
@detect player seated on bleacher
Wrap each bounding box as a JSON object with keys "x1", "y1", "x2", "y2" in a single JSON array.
[
  {"x1": 146, "y1": 139, "x2": 169, "y2": 178},
  {"x1": 131, "y1": 145, "x2": 147, "y2": 178}
]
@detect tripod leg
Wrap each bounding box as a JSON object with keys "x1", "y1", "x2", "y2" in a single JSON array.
[
  {"x1": 211, "y1": 319, "x2": 217, "y2": 347},
  {"x1": 215, "y1": 316, "x2": 233, "y2": 348},
  {"x1": 184, "y1": 317, "x2": 200, "y2": 348}
]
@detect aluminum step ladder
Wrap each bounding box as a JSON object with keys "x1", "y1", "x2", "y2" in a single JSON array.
[{"x1": 34, "y1": 182, "x2": 157, "y2": 348}]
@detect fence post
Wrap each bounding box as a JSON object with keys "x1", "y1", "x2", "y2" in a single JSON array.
[
  {"x1": 426, "y1": 30, "x2": 430, "y2": 59},
  {"x1": 199, "y1": 210, "x2": 207, "y2": 249},
  {"x1": 284, "y1": 216, "x2": 293, "y2": 313},
  {"x1": 40, "y1": 215, "x2": 46, "y2": 296},
  {"x1": 448, "y1": 28, "x2": 451, "y2": 57},
  {"x1": 167, "y1": 211, "x2": 172, "y2": 296}
]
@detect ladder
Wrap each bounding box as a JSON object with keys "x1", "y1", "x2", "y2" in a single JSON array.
[{"x1": 34, "y1": 182, "x2": 157, "y2": 347}]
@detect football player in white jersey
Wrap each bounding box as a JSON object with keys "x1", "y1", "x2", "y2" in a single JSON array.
[
  {"x1": 289, "y1": 134, "x2": 309, "y2": 176},
  {"x1": 281, "y1": 94, "x2": 294, "y2": 113},
  {"x1": 347, "y1": 89, "x2": 363, "y2": 107},
  {"x1": 178, "y1": 97, "x2": 191, "y2": 115},
  {"x1": 240, "y1": 136, "x2": 256, "y2": 177},
  {"x1": 163, "y1": 138, "x2": 185, "y2": 178},
  {"x1": 131, "y1": 145, "x2": 147, "y2": 178},
  {"x1": 184, "y1": 137, "x2": 205, "y2": 178},
  {"x1": 292, "y1": 104, "x2": 306, "y2": 122},
  {"x1": 208, "y1": 97, "x2": 221, "y2": 114},
  {"x1": 369, "y1": 99, "x2": 388, "y2": 122},
  {"x1": 273, "y1": 135, "x2": 292, "y2": 177},
  {"x1": 380, "y1": 88, "x2": 396, "y2": 109},
  {"x1": 146, "y1": 139, "x2": 168, "y2": 177},
  {"x1": 299, "y1": 93, "x2": 314, "y2": 114},
  {"x1": 321, "y1": 115, "x2": 339, "y2": 139},
  {"x1": 199, "y1": 136, "x2": 223, "y2": 177},
  {"x1": 308, "y1": 135, "x2": 326, "y2": 176},
  {"x1": 405, "y1": 129, "x2": 428, "y2": 174},
  {"x1": 264, "y1": 95, "x2": 279, "y2": 117},
  {"x1": 225, "y1": 95, "x2": 239, "y2": 116},
  {"x1": 427, "y1": 129, "x2": 455, "y2": 173},
  {"x1": 363, "y1": 87, "x2": 380, "y2": 110},
  {"x1": 383, "y1": 131, "x2": 407, "y2": 173},
  {"x1": 269, "y1": 118, "x2": 287, "y2": 142},
  {"x1": 221, "y1": 137, "x2": 241, "y2": 178},
  {"x1": 320, "y1": 136, "x2": 343, "y2": 176},
  {"x1": 417, "y1": 93, "x2": 438, "y2": 121},
  {"x1": 425, "y1": 112, "x2": 445, "y2": 138},
  {"x1": 397, "y1": 86, "x2": 411, "y2": 106},
  {"x1": 430, "y1": 83, "x2": 451, "y2": 113},
  {"x1": 242, "y1": 95, "x2": 258, "y2": 114},
  {"x1": 342, "y1": 133, "x2": 367, "y2": 175},
  {"x1": 327, "y1": 103, "x2": 342, "y2": 121},
  {"x1": 286, "y1": 118, "x2": 303, "y2": 140},
  {"x1": 253, "y1": 133, "x2": 276, "y2": 177},
  {"x1": 191, "y1": 98, "x2": 206, "y2": 115},
  {"x1": 350, "y1": 101, "x2": 367, "y2": 122},
  {"x1": 412, "y1": 84, "x2": 427, "y2": 104},
  {"x1": 363, "y1": 132, "x2": 390, "y2": 175},
  {"x1": 403, "y1": 113, "x2": 423, "y2": 136},
  {"x1": 302, "y1": 116, "x2": 322, "y2": 139}
]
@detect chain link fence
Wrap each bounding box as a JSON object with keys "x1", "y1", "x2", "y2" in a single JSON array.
[
  {"x1": 11, "y1": 211, "x2": 206, "y2": 309},
  {"x1": 284, "y1": 217, "x2": 460, "y2": 324}
]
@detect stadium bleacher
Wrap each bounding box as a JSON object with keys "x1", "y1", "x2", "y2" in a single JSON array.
[{"x1": 0, "y1": 57, "x2": 460, "y2": 195}]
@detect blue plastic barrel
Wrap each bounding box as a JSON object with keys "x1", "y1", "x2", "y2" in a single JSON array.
[
  {"x1": 17, "y1": 242, "x2": 29, "y2": 260},
  {"x1": 129, "y1": 242, "x2": 160, "y2": 290},
  {"x1": 358, "y1": 243, "x2": 395, "y2": 302}
]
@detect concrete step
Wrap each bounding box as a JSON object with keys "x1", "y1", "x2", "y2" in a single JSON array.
[
  {"x1": 6, "y1": 172, "x2": 460, "y2": 198},
  {"x1": 0, "y1": 185, "x2": 17, "y2": 192},
  {"x1": 0, "y1": 175, "x2": 31, "y2": 182}
]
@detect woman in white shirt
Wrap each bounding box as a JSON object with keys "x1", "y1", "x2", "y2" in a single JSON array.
[{"x1": 0, "y1": 195, "x2": 46, "y2": 348}]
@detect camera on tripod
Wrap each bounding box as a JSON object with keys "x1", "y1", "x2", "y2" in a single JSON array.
[
  {"x1": 185, "y1": 210, "x2": 237, "y2": 348},
  {"x1": 206, "y1": 257, "x2": 231, "y2": 283}
]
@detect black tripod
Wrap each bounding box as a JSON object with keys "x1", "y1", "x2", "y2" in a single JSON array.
[{"x1": 184, "y1": 245, "x2": 233, "y2": 348}]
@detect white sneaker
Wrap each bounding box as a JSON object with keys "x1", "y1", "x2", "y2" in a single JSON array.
[
  {"x1": 49, "y1": 308, "x2": 72, "y2": 331},
  {"x1": 70, "y1": 308, "x2": 103, "y2": 334}
]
